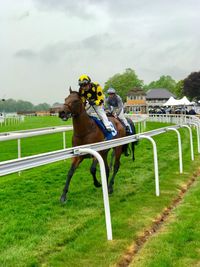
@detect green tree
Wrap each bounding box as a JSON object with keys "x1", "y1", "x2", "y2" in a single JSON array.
[
  {"x1": 16, "y1": 100, "x2": 34, "y2": 112},
  {"x1": 174, "y1": 80, "x2": 184, "y2": 98},
  {"x1": 0, "y1": 99, "x2": 51, "y2": 112},
  {"x1": 183, "y1": 71, "x2": 200, "y2": 101},
  {"x1": 144, "y1": 75, "x2": 177, "y2": 94},
  {"x1": 34, "y1": 103, "x2": 51, "y2": 111},
  {"x1": 104, "y1": 68, "x2": 143, "y2": 101},
  {"x1": 0, "y1": 99, "x2": 18, "y2": 112}
]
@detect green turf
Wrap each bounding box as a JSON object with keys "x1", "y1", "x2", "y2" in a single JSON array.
[{"x1": 0, "y1": 117, "x2": 199, "y2": 266}]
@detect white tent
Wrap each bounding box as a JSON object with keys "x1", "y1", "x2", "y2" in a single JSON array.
[
  {"x1": 163, "y1": 96, "x2": 178, "y2": 106},
  {"x1": 177, "y1": 96, "x2": 192, "y2": 105},
  {"x1": 163, "y1": 96, "x2": 192, "y2": 106}
]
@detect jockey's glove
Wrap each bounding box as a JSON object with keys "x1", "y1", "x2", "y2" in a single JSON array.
[{"x1": 89, "y1": 100, "x2": 95, "y2": 106}]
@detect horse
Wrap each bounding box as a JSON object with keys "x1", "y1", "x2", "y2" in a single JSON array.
[
  {"x1": 106, "y1": 113, "x2": 137, "y2": 161},
  {"x1": 58, "y1": 89, "x2": 136, "y2": 202}
]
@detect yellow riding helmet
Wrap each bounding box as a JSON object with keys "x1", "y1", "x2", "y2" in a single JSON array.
[{"x1": 78, "y1": 74, "x2": 91, "y2": 86}]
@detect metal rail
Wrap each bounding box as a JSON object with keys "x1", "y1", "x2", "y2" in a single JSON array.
[
  {"x1": 0, "y1": 126, "x2": 73, "y2": 141},
  {"x1": 0, "y1": 124, "x2": 192, "y2": 177}
]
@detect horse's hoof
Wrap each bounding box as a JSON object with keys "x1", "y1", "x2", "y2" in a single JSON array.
[
  {"x1": 124, "y1": 152, "x2": 130, "y2": 157},
  {"x1": 60, "y1": 195, "x2": 67, "y2": 203},
  {"x1": 132, "y1": 157, "x2": 135, "y2": 161},
  {"x1": 94, "y1": 181, "x2": 101, "y2": 188}
]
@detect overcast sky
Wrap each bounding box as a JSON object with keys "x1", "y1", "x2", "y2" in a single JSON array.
[{"x1": 0, "y1": 0, "x2": 200, "y2": 104}]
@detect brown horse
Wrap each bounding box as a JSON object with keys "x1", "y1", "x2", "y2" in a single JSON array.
[{"x1": 59, "y1": 89, "x2": 132, "y2": 202}]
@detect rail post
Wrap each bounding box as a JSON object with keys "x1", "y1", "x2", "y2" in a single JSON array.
[
  {"x1": 182, "y1": 125, "x2": 194, "y2": 160},
  {"x1": 138, "y1": 135, "x2": 160, "y2": 196},
  {"x1": 74, "y1": 148, "x2": 113, "y2": 241},
  {"x1": 166, "y1": 128, "x2": 183, "y2": 173}
]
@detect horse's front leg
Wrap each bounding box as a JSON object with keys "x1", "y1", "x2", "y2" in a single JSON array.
[{"x1": 60, "y1": 157, "x2": 83, "y2": 203}]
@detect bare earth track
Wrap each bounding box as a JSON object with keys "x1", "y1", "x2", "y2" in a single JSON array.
[{"x1": 116, "y1": 168, "x2": 200, "y2": 267}]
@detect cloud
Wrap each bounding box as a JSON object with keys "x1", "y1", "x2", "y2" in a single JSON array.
[
  {"x1": 14, "y1": 33, "x2": 123, "y2": 63},
  {"x1": 17, "y1": 11, "x2": 30, "y2": 20},
  {"x1": 14, "y1": 49, "x2": 37, "y2": 59},
  {"x1": 32, "y1": 0, "x2": 200, "y2": 21},
  {"x1": 2, "y1": 0, "x2": 200, "y2": 104},
  {"x1": 33, "y1": 0, "x2": 107, "y2": 19}
]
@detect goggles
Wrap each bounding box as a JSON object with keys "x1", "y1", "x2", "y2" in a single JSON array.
[
  {"x1": 80, "y1": 83, "x2": 88, "y2": 87},
  {"x1": 79, "y1": 80, "x2": 89, "y2": 86}
]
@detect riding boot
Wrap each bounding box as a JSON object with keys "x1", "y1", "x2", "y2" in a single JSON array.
[
  {"x1": 125, "y1": 126, "x2": 131, "y2": 135},
  {"x1": 93, "y1": 105, "x2": 113, "y2": 132}
]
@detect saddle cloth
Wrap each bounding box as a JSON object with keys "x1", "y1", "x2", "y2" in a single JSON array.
[{"x1": 90, "y1": 116, "x2": 117, "y2": 141}]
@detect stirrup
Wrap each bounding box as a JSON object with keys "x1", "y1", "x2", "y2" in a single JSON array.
[{"x1": 125, "y1": 126, "x2": 131, "y2": 135}]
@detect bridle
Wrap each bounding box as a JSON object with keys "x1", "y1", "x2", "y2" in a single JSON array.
[{"x1": 63, "y1": 96, "x2": 85, "y2": 119}]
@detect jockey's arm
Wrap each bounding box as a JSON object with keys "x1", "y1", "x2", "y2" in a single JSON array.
[
  {"x1": 79, "y1": 88, "x2": 87, "y2": 105},
  {"x1": 94, "y1": 84, "x2": 104, "y2": 106},
  {"x1": 104, "y1": 97, "x2": 113, "y2": 113},
  {"x1": 81, "y1": 95, "x2": 86, "y2": 105},
  {"x1": 116, "y1": 95, "x2": 123, "y2": 115}
]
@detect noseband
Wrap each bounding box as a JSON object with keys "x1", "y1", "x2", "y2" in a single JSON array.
[{"x1": 64, "y1": 98, "x2": 82, "y2": 118}]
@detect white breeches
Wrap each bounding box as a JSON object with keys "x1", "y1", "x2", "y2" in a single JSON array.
[
  {"x1": 116, "y1": 109, "x2": 129, "y2": 127},
  {"x1": 87, "y1": 105, "x2": 113, "y2": 129}
]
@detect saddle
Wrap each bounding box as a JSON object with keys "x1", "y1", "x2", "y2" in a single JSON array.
[
  {"x1": 106, "y1": 112, "x2": 132, "y2": 135},
  {"x1": 89, "y1": 116, "x2": 116, "y2": 141}
]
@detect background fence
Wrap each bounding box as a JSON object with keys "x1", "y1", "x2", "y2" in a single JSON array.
[{"x1": 0, "y1": 114, "x2": 24, "y2": 127}]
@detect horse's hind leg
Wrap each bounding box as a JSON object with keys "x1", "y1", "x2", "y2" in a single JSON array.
[
  {"x1": 131, "y1": 142, "x2": 135, "y2": 161},
  {"x1": 60, "y1": 157, "x2": 83, "y2": 203},
  {"x1": 90, "y1": 159, "x2": 101, "y2": 187},
  {"x1": 130, "y1": 120, "x2": 137, "y2": 161}
]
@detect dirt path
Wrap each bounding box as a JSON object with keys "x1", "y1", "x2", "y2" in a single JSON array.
[{"x1": 116, "y1": 168, "x2": 200, "y2": 267}]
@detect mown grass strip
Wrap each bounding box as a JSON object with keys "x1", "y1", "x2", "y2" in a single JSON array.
[{"x1": 129, "y1": 171, "x2": 200, "y2": 267}]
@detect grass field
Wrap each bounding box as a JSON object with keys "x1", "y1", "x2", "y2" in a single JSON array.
[{"x1": 0, "y1": 116, "x2": 199, "y2": 267}]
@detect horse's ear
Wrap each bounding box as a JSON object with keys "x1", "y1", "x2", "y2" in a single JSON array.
[{"x1": 69, "y1": 86, "x2": 72, "y2": 94}]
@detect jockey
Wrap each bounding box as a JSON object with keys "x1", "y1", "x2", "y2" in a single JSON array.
[
  {"x1": 106, "y1": 87, "x2": 131, "y2": 134},
  {"x1": 78, "y1": 74, "x2": 114, "y2": 132}
]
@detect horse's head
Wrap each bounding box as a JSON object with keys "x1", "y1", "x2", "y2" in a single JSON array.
[{"x1": 59, "y1": 88, "x2": 84, "y2": 121}]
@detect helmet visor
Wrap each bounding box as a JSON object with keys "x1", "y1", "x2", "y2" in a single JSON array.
[
  {"x1": 79, "y1": 80, "x2": 89, "y2": 86},
  {"x1": 107, "y1": 88, "x2": 116, "y2": 94}
]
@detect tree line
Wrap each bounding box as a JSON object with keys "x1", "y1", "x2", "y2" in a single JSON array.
[
  {"x1": 0, "y1": 99, "x2": 51, "y2": 113},
  {"x1": 104, "y1": 68, "x2": 200, "y2": 102},
  {"x1": 1, "y1": 69, "x2": 200, "y2": 112}
]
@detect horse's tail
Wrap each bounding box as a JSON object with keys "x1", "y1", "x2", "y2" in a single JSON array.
[
  {"x1": 124, "y1": 117, "x2": 138, "y2": 161},
  {"x1": 127, "y1": 117, "x2": 137, "y2": 137}
]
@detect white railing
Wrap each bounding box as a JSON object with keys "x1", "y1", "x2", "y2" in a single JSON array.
[
  {"x1": 126, "y1": 113, "x2": 148, "y2": 133},
  {"x1": 0, "y1": 115, "x2": 199, "y2": 240},
  {"x1": 0, "y1": 126, "x2": 73, "y2": 158},
  {"x1": 0, "y1": 114, "x2": 24, "y2": 127},
  {"x1": 148, "y1": 113, "x2": 198, "y2": 125}
]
